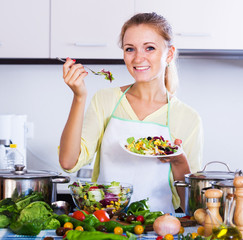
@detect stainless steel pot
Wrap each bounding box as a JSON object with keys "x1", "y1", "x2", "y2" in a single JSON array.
[
  {"x1": 174, "y1": 161, "x2": 235, "y2": 216},
  {"x1": 0, "y1": 165, "x2": 70, "y2": 204},
  {"x1": 213, "y1": 180, "x2": 235, "y2": 203}
]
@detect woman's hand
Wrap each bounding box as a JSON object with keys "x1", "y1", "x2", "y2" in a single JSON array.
[
  {"x1": 63, "y1": 57, "x2": 88, "y2": 99},
  {"x1": 158, "y1": 151, "x2": 187, "y2": 165}
]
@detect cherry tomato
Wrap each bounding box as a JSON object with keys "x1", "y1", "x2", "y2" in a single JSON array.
[
  {"x1": 93, "y1": 210, "x2": 110, "y2": 222},
  {"x1": 75, "y1": 226, "x2": 84, "y2": 231},
  {"x1": 156, "y1": 236, "x2": 163, "y2": 240},
  {"x1": 136, "y1": 215, "x2": 144, "y2": 223},
  {"x1": 164, "y1": 234, "x2": 174, "y2": 240},
  {"x1": 63, "y1": 222, "x2": 73, "y2": 229},
  {"x1": 174, "y1": 139, "x2": 182, "y2": 145},
  {"x1": 179, "y1": 226, "x2": 185, "y2": 234},
  {"x1": 191, "y1": 232, "x2": 199, "y2": 239},
  {"x1": 72, "y1": 210, "x2": 89, "y2": 221},
  {"x1": 114, "y1": 226, "x2": 123, "y2": 235},
  {"x1": 89, "y1": 186, "x2": 99, "y2": 191},
  {"x1": 134, "y1": 225, "x2": 144, "y2": 235}
]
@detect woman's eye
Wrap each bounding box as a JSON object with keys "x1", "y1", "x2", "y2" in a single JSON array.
[
  {"x1": 125, "y1": 47, "x2": 134, "y2": 52},
  {"x1": 146, "y1": 46, "x2": 155, "y2": 51}
]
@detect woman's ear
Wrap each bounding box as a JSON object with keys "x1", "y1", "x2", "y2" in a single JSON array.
[{"x1": 166, "y1": 45, "x2": 175, "y2": 64}]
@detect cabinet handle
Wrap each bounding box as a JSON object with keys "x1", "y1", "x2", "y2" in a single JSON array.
[
  {"x1": 74, "y1": 42, "x2": 107, "y2": 47},
  {"x1": 175, "y1": 32, "x2": 211, "y2": 37}
]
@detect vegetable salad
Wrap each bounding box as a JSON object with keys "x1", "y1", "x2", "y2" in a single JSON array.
[
  {"x1": 69, "y1": 181, "x2": 132, "y2": 213},
  {"x1": 125, "y1": 136, "x2": 179, "y2": 156}
]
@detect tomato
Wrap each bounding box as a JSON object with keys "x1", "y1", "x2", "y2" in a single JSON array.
[
  {"x1": 174, "y1": 139, "x2": 182, "y2": 145},
  {"x1": 179, "y1": 226, "x2": 185, "y2": 234},
  {"x1": 191, "y1": 232, "x2": 199, "y2": 239},
  {"x1": 164, "y1": 234, "x2": 174, "y2": 240},
  {"x1": 89, "y1": 186, "x2": 99, "y2": 191},
  {"x1": 75, "y1": 226, "x2": 84, "y2": 231},
  {"x1": 197, "y1": 226, "x2": 205, "y2": 236},
  {"x1": 72, "y1": 210, "x2": 89, "y2": 221},
  {"x1": 63, "y1": 222, "x2": 73, "y2": 229},
  {"x1": 134, "y1": 225, "x2": 144, "y2": 235},
  {"x1": 136, "y1": 215, "x2": 144, "y2": 223},
  {"x1": 114, "y1": 226, "x2": 123, "y2": 235},
  {"x1": 156, "y1": 236, "x2": 163, "y2": 240},
  {"x1": 93, "y1": 210, "x2": 110, "y2": 222}
]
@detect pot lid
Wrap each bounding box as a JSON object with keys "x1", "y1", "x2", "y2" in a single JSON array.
[
  {"x1": 185, "y1": 171, "x2": 235, "y2": 181},
  {"x1": 213, "y1": 180, "x2": 234, "y2": 188},
  {"x1": 0, "y1": 165, "x2": 59, "y2": 179},
  {"x1": 185, "y1": 161, "x2": 236, "y2": 181}
]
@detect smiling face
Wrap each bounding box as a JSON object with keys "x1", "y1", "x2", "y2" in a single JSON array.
[{"x1": 123, "y1": 24, "x2": 173, "y2": 83}]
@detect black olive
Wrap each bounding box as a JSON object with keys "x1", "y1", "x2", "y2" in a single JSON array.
[
  {"x1": 96, "y1": 225, "x2": 107, "y2": 232},
  {"x1": 147, "y1": 136, "x2": 152, "y2": 140},
  {"x1": 126, "y1": 214, "x2": 136, "y2": 223},
  {"x1": 118, "y1": 212, "x2": 127, "y2": 221},
  {"x1": 56, "y1": 227, "x2": 66, "y2": 236}
]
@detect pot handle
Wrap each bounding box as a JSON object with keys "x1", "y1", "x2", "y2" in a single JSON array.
[
  {"x1": 198, "y1": 161, "x2": 233, "y2": 173},
  {"x1": 174, "y1": 180, "x2": 191, "y2": 188},
  {"x1": 52, "y1": 175, "x2": 70, "y2": 184}
]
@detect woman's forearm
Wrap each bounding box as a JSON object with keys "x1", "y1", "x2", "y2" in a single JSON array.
[
  {"x1": 171, "y1": 154, "x2": 191, "y2": 212},
  {"x1": 59, "y1": 95, "x2": 87, "y2": 170}
]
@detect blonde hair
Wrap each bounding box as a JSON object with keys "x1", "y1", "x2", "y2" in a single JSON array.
[{"x1": 119, "y1": 12, "x2": 179, "y2": 94}]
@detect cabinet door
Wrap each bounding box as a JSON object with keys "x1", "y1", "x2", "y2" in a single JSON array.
[
  {"x1": 51, "y1": 0, "x2": 134, "y2": 59},
  {"x1": 135, "y1": 0, "x2": 243, "y2": 50},
  {"x1": 0, "y1": 0, "x2": 50, "y2": 58}
]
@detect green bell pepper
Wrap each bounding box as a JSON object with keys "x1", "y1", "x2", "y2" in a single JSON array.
[
  {"x1": 126, "y1": 199, "x2": 150, "y2": 215},
  {"x1": 57, "y1": 214, "x2": 96, "y2": 232}
]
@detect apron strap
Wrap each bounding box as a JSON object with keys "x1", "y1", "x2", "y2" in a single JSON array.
[
  {"x1": 110, "y1": 84, "x2": 133, "y2": 117},
  {"x1": 109, "y1": 85, "x2": 171, "y2": 128}
]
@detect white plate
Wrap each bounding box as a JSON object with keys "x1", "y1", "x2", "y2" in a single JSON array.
[{"x1": 120, "y1": 140, "x2": 183, "y2": 158}]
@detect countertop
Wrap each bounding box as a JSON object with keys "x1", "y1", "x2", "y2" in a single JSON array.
[
  {"x1": 0, "y1": 226, "x2": 198, "y2": 240},
  {"x1": 0, "y1": 213, "x2": 198, "y2": 239}
]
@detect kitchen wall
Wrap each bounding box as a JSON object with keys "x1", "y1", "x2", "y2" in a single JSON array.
[{"x1": 0, "y1": 58, "x2": 243, "y2": 176}]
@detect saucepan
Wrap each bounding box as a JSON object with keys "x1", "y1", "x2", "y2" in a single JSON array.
[
  {"x1": 0, "y1": 165, "x2": 70, "y2": 204},
  {"x1": 174, "y1": 161, "x2": 235, "y2": 216}
]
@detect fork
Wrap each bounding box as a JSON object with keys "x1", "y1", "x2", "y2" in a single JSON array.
[{"x1": 56, "y1": 57, "x2": 100, "y2": 75}]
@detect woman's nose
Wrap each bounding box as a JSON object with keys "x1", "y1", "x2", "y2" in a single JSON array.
[{"x1": 134, "y1": 50, "x2": 145, "y2": 62}]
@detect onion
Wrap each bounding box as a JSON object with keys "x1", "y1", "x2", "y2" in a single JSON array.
[
  {"x1": 153, "y1": 214, "x2": 181, "y2": 236},
  {"x1": 194, "y1": 208, "x2": 206, "y2": 225}
]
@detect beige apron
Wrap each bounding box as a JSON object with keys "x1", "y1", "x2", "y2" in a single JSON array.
[{"x1": 98, "y1": 86, "x2": 175, "y2": 213}]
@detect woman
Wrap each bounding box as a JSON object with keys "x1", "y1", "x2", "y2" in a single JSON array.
[{"x1": 59, "y1": 12, "x2": 203, "y2": 213}]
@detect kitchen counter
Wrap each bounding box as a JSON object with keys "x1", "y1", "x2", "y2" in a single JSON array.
[{"x1": 0, "y1": 226, "x2": 198, "y2": 239}]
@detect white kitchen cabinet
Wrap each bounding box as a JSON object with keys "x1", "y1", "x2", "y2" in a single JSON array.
[
  {"x1": 135, "y1": 0, "x2": 243, "y2": 50},
  {"x1": 51, "y1": 0, "x2": 134, "y2": 59},
  {"x1": 0, "y1": 0, "x2": 50, "y2": 58}
]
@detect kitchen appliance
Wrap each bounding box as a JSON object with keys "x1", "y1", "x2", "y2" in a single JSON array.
[
  {"x1": 174, "y1": 161, "x2": 236, "y2": 216},
  {"x1": 0, "y1": 114, "x2": 31, "y2": 168},
  {"x1": 0, "y1": 165, "x2": 70, "y2": 203}
]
